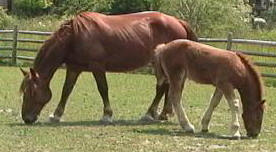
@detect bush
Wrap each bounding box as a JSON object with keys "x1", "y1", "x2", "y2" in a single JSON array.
[
  {"x1": 161, "y1": 0, "x2": 252, "y2": 37},
  {"x1": 0, "y1": 7, "x2": 14, "y2": 29},
  {"x1": 109, "y1": 0, "x2": 162, "y2": 14},
  {"x1": 51, "y1": 0, "x2": 112, "y2": 15},
  {"x1": 13, "y1": 0, "x2": 50, "y2": 16}
]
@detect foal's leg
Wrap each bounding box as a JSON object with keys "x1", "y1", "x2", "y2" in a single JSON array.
[
  {"x1": 169, "y1": 76, "x2": 194, "y2": 133},
  {"x1": 221, "y1": 85, "x2": 241, "y2": 138},
  {"x1": 201, "y1": 88, "x2": 223, "y2": 132},
  {"x1": 92, "y1": 72, "x2": 113, "y2": 123},
  {"x1": 142, "y1": 60, "x2": 171, "y2": 121},
  {"x1": 159, "y1": 84, "x2": 174, "y2": 120},
  {"x1": 49, "y1": 69, "x2": 81, "y2": 122}
]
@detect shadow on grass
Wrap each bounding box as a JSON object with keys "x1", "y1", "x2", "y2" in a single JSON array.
[
  {"x1": 9, "y1": 119, "x2": 177, "y2": 127},
  {"x1": 8, "y1": 120, "x2": 254, "y2": 140},
  {"x1": 134, "y1": 128, "x2": 253, "y2": 140}
]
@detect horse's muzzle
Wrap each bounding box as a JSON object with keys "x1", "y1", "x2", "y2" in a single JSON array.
[
  {"x1": 247, "y1": 133, "x2": 259, "y2": 138},
  {"x1": 23, "y1": 115, "x2": 38, "y2": 124}
]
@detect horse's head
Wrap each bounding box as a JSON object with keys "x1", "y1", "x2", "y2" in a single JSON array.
[
  {"x1": 242, "y1": 99, "x2": 265, "y2": 138},
  {"x1": 20, "y1": 68, "x2": 52, "y2": 124}
]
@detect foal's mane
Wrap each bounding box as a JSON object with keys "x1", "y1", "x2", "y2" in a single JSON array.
[{"x1": 236, "y1": 52, "x2": 264, "y2": 99}]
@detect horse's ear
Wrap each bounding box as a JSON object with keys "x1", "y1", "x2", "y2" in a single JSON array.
[
  {"x1": 20, "y1": 68, "x2": 28, "y2": 76},
  {"x1": 29, "y1": 68, "x2": 39, "y2": 81},
  {"x1": 261, "y1": 99, "x2": 266, "y2": 110},
  {"x1": 261, "y1": 99, "x2": 266, "y2": 104}
]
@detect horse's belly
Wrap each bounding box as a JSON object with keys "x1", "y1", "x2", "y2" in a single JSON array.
[
  {"x1": 105, "y1": 55, "x2": 151, "y2": 72},
  {"x1": 188, "y1": 71, "x2": 213, "y2": 84}
]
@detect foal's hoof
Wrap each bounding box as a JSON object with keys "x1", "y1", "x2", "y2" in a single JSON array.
[
  {"x1": 100, "y1": 115, "x2": 113, "y2": 125},
  {"x1": 140, "y1": 114, "x2": 155, "y2": 122},
  {"x1": 158, "y1": 114, "x2": 169, "y2": 121},
  {"x1": 231, "y1": 132, "x2": 241, "y2": 140},
  {"x1": 49, "y1": 114, "x2": 61, "y2": 123},
  {"x1": 183, "y1": 124, "x2": 195, "y2": 133}
]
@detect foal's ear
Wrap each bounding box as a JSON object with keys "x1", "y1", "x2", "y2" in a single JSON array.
[
  {"x1": 260, "y1": 99, "x2": 266, "y2": 110},
  {"x1": 20, "y1": 67, "x2": 28, "y2": 76},
  {"x1": 30, "y1": 68, "x2": 39, "y2": 81},
  {"x1": 261, "y1": 99, "x2": 266, "y2": 104}
]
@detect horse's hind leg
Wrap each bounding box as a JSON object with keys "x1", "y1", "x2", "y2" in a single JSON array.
[
  {"x1": 201, "y1": 88, "x2": 223, "y2": 132},
  {"x1": 141, "y1": 82, "x2": 168, "y2": 121},
  {"x1": 159, "y1": 83, "x2": 174, "y2": 120},
  {"x1": 92, "y1": 71, "x2": 113, "y2": 123},
  {"x1": 49, "y1": 68, "x2": 81, "y2": 122},
  {"x1": 220, "y1": 84, "x2": 241, "y2": 138}
]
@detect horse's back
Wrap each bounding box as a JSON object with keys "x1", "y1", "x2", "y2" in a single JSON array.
[
  {"x1": 66, "y1": 12, "x2": 196, "y2": 72},
  {"x1": 157, "y1": 40, "x2": 246, "y2": 85}
]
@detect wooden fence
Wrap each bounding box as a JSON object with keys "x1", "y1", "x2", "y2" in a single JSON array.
[{"x1": 1, "y1": 27, "x2": 276, "y2": 78}]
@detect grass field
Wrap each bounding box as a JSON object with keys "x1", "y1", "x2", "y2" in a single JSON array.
[{"x1": 0, "y1": 67, "x2": 276, "y2": 152}]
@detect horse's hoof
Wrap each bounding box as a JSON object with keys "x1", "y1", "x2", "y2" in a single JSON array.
[
  {"x1": 201, "y1": 129, "x2": 209, "y2": 133},
  {"x1": 231, "y1": 132, "x2": 241, "y2": 140},
  {"x1": 49, "y1": 114, "x2": 61, "y2": 123},
  {"x1": 101, "y1": 115, "x2": 113, "y2": 125},
  {"x1": 183, "y1": 124, "x2": 195, "y2": 133},
  {"x1": 230, "y1": 135, "x2": 241, "y2": 140},
  {"x1": 140, "y1": 114, "x2": 155, "y2": 122},
  {"x1": 158, "y1": 114, "x2": 169, "y2": 121}
]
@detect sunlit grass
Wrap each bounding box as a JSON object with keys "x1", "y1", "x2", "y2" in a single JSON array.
[{"x1": 0, "y1": 67, "x2": 275, "y2": 151}]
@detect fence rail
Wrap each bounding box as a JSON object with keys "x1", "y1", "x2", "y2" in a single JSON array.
[{"x1": 1, "y1": 27, "x2": 276, "y2": 78}]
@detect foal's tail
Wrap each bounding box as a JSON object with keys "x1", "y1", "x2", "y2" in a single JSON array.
[
  {"x1": 153, "y1": 44, "x2": 167, "y2": 85},
  {"x1": 178, "y1": 20, "x2": 198, "y2": 42}
]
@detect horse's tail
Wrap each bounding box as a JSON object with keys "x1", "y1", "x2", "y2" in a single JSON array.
[{"x1": 178, "y1": 20, "x2": 198, "y2": 42}]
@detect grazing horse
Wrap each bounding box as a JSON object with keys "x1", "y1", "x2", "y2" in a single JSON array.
[
  {"x1": 154, "y1": 39, "x2": 265, "y2": 138},
  {"x1": 19, "y1": 11, "x2": 198, "y2": 124}
]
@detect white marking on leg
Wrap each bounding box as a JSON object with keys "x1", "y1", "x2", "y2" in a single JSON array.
[
  {"x1": 101, "y1": 115, "x2": 113, "y2": 124},
  {"x1": 140, "y1": 114, "x2": 155, "y2": 122},
  {"x1": 225, "y1": 94, "x2": 241, "y2": 138},
  {"x1": 169, "y1": 84, "x2": 194, "y2": 133},
  {"x1": 49, "y1": 114, "x2": 61, "y2": 123}
]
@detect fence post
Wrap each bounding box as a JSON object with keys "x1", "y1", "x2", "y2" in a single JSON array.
[
  {"x1": 11, "y1": 25, "x2": 18, "y2": 65},
  {"x1": 226, "y1": 32, "x2": 233, "y2": 50}
]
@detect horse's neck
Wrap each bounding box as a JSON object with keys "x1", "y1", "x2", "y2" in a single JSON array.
[
  {"x1": 33, "y1": 44, "x2": 65, "y2": 84},
  {"x1": 238, "y1": 75, "x2": 260, "y2": 111}
]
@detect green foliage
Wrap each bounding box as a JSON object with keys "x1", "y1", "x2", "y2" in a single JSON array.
[
  {"x1": 13, "y1": 0, "x2": 50, "y2": 16},
  {"x1": 0, "y1": 7, "x2": 14, "y2": 29},
  {"x1": 262, "y1": 7, "x2": 276, "y2": 29},
  {"x1": 109, "y1": 0, "x2": 162, "y2": 14},
  {"x1": 51, "y1": 0, "x2": 112, "y2": 15},
  {"x1": 161, "y1": 0, "x2": 251, "y2": 37}
]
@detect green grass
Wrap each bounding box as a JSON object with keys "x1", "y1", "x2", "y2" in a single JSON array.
[{"x1": 0, "y1": 66, "x2": 276, "y2": 151}]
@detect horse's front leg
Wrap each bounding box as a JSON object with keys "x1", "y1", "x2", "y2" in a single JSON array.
[
  {"x1": 201, "y1": 88, "x2": 223, "y2": 132},
  {"x1": 49, "y1": 68, "x2": 81, "y2": 122},
  {"x1": 220, "y1": 84, "x2": 241, "y2": 139},
  {"x1": 92, "y1": 72, "x2": 113, "y2": 123}
]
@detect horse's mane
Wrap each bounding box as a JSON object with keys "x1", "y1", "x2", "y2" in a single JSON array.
[
  {"x1": 236, "y1": 52, "x2": 264, "y2": 100},
  {"x1": 72, "y1": 12, "x2": 99, "y2": 34},
  {"x1": 33, "y1": 20, "x2": 73, "y2": 68}
]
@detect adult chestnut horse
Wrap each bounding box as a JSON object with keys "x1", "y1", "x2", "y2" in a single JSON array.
[
  {"x1": 154, "y1": 39, "x2": 265, "y2": 138},
  {"x1": 19, "y1": 11, "x2": 198, "y2": 124}
]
